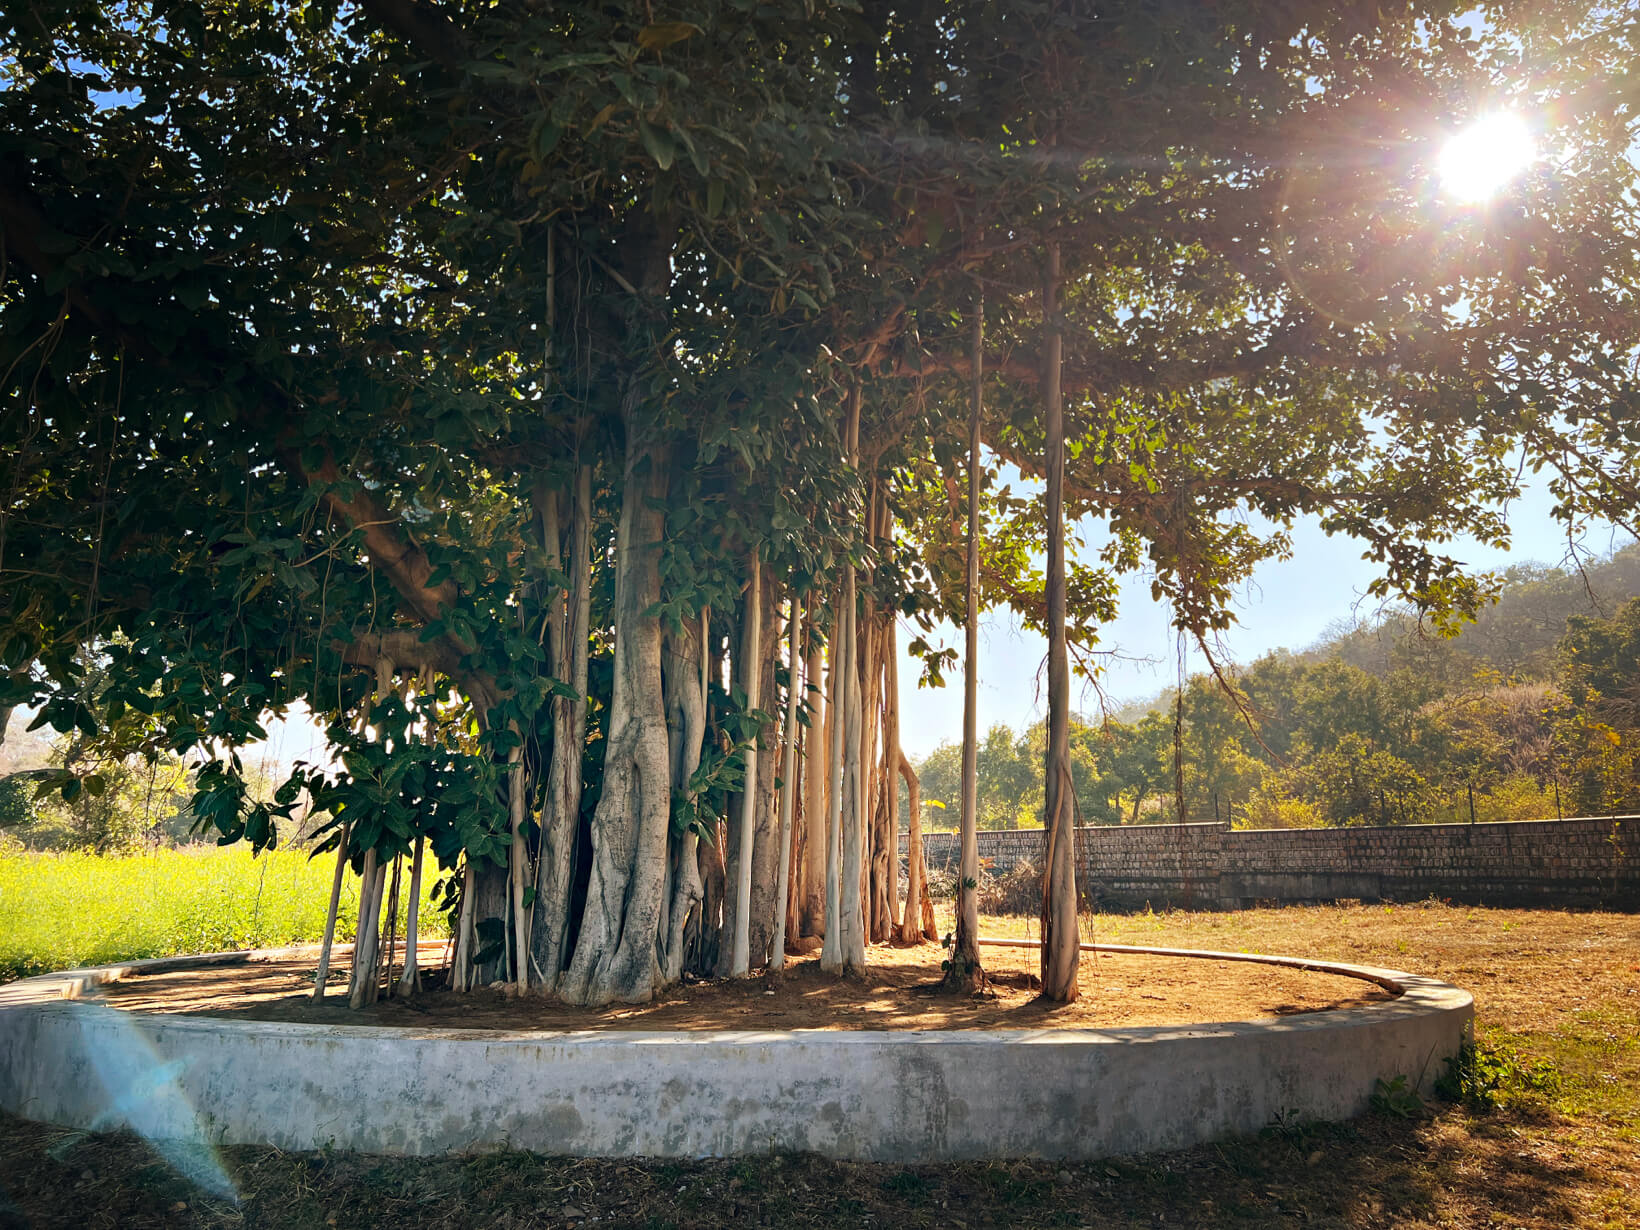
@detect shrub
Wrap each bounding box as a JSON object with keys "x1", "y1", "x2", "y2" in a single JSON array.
[
  {"x1": 977, "y1": 858, "x2": 1041, "y2": 915},
  {"x1": 1435, "y1": 1040, "x2": 1562, "y2": 1111}
]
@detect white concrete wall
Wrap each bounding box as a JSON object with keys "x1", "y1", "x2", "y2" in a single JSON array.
[{"x1": 0, "y1": 948, "x2": 1472, "y2": 1162}]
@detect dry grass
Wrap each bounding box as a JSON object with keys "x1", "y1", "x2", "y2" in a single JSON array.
[
  {"x1": 1, "y1": 901, "x2": 1636, "y2": 1229},
  {"x1": 967, "y1": 901, "x2": 1640, "y2": 1039}
]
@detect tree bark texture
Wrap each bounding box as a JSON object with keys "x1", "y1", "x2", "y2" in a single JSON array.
[
  {"x1": 746, "y1": 585, "x2": 783, "y2": 968},
  {"x1": 839, "y1": 562, "x2": 867, "y2": 972},
  {"x1": 556, "y1": 418, "x2": 674, "y2": 1005},
  {"x1": 347, "y1": 848, "x2": 385, "y2": 1008},
  {"x1": 507, "y1": 740, "x2": 529, "y2": 986},
  {"x1": 530, "y1": 464, "x2": 592, "y2": 989},
  {"x1": 839, "y1": 394, "x2": 868, "y2": 973},
  {"x1": 661, "y1": 612, "x2": 708, "y2": 984},
  {"x1": 381, "y1": 853, "x2": 402, "y2": 994},
  {"x1": 312, "y1": 819, "x2": 351, "y2": 1003},
  {"x1": 950, "y1": 292, "x2": 986, "y2": 992},
  {"x1": 894, "y1": 750, "x2": 938, "y2": 944},
  {"x1": 688, "y1": 818, "x2": 726, "y2": 976},
  {"x1": 871, "y1": 609, "x2": 901, "y2": 942},
  {"x1": 395, "y1": 836, "x2": 424, "y2": 996},
  {"x1": 770, "y1": 599, "x2": 803, "y2": 970},
  {"x1": 1040, "y1": 238, "x2": 1080, "y2": 1004},
  {"x1": 820, "y1": 605, "x2": 845, "y2": 973},
  {"x1": 800, "y1": 631, "x2": 827, "y2": 938},
  {"x1": 722, "y1": 556, "x2": 762, "y2": 978},
  {"x1": 469, "y1": 856, "x2": 510, "y2": 987}
]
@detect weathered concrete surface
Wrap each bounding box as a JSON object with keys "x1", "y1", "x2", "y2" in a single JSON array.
[{"x1": 0, "y1": 947, "x2": 1472, "y2": 1161}]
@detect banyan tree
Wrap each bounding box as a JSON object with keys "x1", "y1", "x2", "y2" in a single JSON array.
[{"x1": 3, "y1": 0, "x2": 1637, "y2": 1006}]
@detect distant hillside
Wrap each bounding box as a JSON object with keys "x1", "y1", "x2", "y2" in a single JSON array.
[
  {"x1": 1315, "y1": 542, "x2": 1640, "y2": 682},
  {"x1": 921, "y1": 539, "x2": 1640, "y2": 830},
  {"x1": 1115, "y1": 540, "x2": 1640, "y2": 720}
]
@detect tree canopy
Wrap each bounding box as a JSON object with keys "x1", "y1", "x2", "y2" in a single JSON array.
[{"x1": 3, "y1": 0, "x2": 1637, "y2": 1003}]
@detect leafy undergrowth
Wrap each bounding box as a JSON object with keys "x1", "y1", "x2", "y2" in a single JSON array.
[
  {"x1": 0, "y1": 847, "x2": 447, "y2": 982},
  {"x1": 1, "y1": 903, "x2": 1636, "y2": 1228}
]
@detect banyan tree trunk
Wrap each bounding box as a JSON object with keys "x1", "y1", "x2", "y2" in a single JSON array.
[
  {"x1": 686, "y1": 618, "x2": 727, "y2": 977},
  {"x1": 1040, "y1": 236, "x2": 1080, "y2": 1004},
  {"x1": 450, "y1": 861, "x2": 476, "y2": 992},
  {"x1": 838, "y1": 566, "x2": 867, "y2": 972},
  {"x1": 347, "y1": 848, "x2": 386, "y2": 1008},
  {"x1": 858, "y1": 605, "x2": 884, "y2": 942},
  {"x1": 311, "y1": 819, "x2": 352, "y2": 1003},
  {"x1": 530, "y1": 463, "x2": 593, "y2": 990},
  {"x1": 395, "y1": 836, "x2": 424, "y2": 996},
  {"x1": 720, "y1": 562, "x2": 761, "y2": 978},
  {"x1": 800, "y1": 631, "x2": 827, "y2": 938},
  {"x1": 838, "y1": 394, "x2": 867, "y2": 973},
  {"x1": 770, "y1": 599, "x2": 803, "y2": 970},
  {"x1": 894, "y1": 751, "x2": 934, "y2": 944},
  {"x1": 949, "y1": 291, "x2": 986, "y2": 992},
  {"x1": 556, "y1": 421, "x2": 673, "y2": 1007},
  {"x1": 782, "y1": 727, "x2": 804, "y2": 952},
  {"x1": 820, "y1": 604, "x2": 845, "y2": 974},
  {"x1": 661, "y1": 612, "x2": 708, "y2": 984},
  {"x1": 871, "y1": 611, "x2": 902, "y2": 942},
  {"x1": 506, "y1": 740, "x2": 529, "y2": 987},
  {"x1": 688, "y1": 818, "x2": 726, "y2": 976},
  {"x1": 469, "y1": 857, "x2": 510, "y2": 987},
  {"x1": 746, "y1": 588, "x2": 783, "y2": 968},
  {"x1": 347, "y1": 655, "x2": 397, "y2": 1007},
  {"x1": 381, "y1": 854, "x2": 402, "y2": 995}
]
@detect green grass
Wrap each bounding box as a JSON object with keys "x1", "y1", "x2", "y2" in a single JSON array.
[{"x1": 0, "y1": 844, "x2": 449, "y2": 982}]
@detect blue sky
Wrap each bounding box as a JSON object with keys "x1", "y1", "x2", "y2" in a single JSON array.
[{"x1": 894, "y1": 480, "x2": 1635, "y2": 760}]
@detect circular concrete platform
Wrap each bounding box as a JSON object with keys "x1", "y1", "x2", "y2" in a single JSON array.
[{"x1": 0, "y1": 944, "x2": 1471, "y2": 1161}]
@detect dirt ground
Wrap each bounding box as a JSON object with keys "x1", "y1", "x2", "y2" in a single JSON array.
[{"x1": 89, "y1": 940, "x2": 1389, "y2": 1031}]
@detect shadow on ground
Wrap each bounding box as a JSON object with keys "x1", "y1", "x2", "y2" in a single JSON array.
[{"x1": 0, "y1": 1098, "x2": 1607, "y2": 1230}]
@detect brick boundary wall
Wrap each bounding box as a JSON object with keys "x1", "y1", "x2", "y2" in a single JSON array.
[{"x1": 903, "y1": 815, "x2": 1640, "y2": 911}]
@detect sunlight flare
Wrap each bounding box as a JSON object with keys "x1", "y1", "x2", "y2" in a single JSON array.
[{"x1": 1438, "y1": 113, "x2": 1535, "y2": 201}]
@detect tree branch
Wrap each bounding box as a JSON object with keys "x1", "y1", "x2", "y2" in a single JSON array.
[
  {"x1": 301, "y1": 452, "x2": 459, "y2": 627},
  {"x1": 336, "y1": 629, "x2": 464, "y2": 677}
]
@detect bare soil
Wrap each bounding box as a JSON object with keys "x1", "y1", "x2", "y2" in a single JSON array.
[{"x1": 88, "y1": 940, "x2": 1389, "y2": 1031}]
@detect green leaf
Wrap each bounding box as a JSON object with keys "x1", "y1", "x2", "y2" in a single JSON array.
[
  {"x1": 532, "y1": 121, "x2": 562, "y2": 160},
  {"x1": 639, "y1": 120, "x2": 675, "y2": 171},
  {"x1": 468, "y1": 62, "x2": 528, "y2": 83},
  {"x1": 539, "y1": 52, "x2": 616, "y2": 74}
]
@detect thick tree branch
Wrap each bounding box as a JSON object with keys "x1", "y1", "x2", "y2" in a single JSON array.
[
  {"x1": 336, "y1": 629, "x2": 464, "y2": 677},
  {"x1": 302, "y1": 453, "x2": 459, "y2": 627}
]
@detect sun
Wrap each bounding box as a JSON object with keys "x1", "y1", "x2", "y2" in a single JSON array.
[{"x1": 1438, "y1": 113, "x2": 1536, "y2": 202}]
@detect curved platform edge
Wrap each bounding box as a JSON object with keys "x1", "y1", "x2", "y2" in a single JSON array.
[{"x1": 0, "y1": 945, "x2": 1472, "y2": 1161}]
